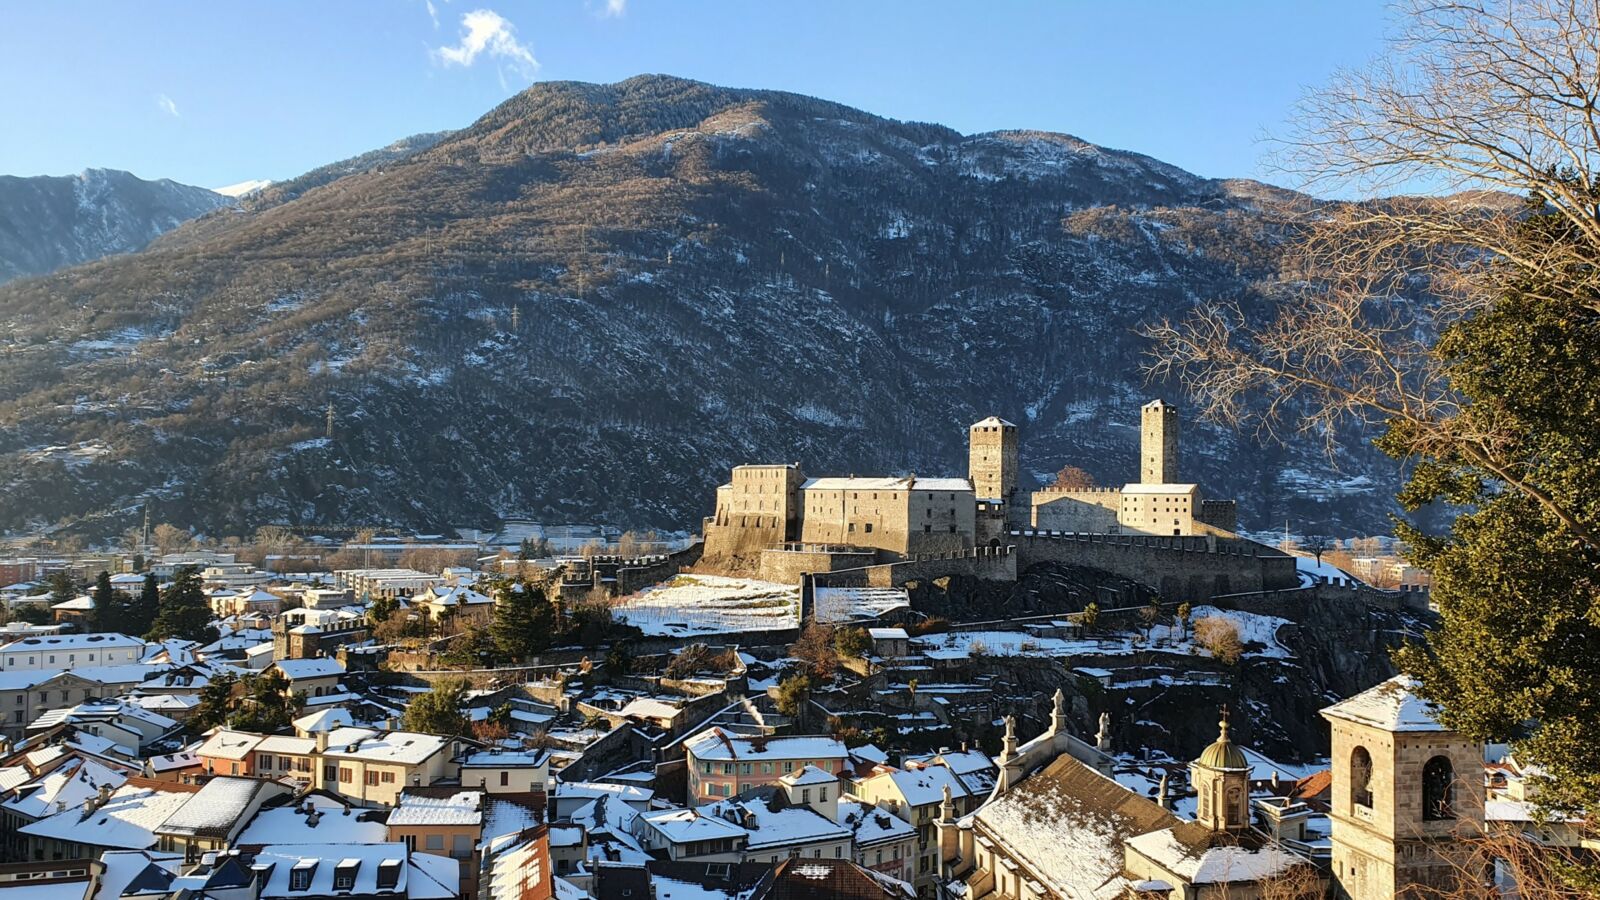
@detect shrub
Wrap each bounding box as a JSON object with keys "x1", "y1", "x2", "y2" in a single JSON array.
[
  {"x1": 1194, "y1": 616, "x2": 1244, "y2": 665},
  {"x1": 833, "y1": 626, "x2": 871, "y2": 659}
]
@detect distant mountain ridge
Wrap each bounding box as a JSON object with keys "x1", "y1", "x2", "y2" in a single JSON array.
[
  {"x1": 0, "y1": 168, "x2": 228, "y2": 284},
  {"x1": 0, "y1": 75, "x2": 1414, "y2": 539}
]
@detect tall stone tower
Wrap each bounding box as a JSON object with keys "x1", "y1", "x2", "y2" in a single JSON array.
[
  {"x1": 1140, "y1": 399, "x2": 1179, "y2": 484},
  {"x1": 1189, "y1": 710, "x2": 1252, "y2": 832},
  {"x1": 968, "y1": 416, "x2": 1018, "y2": 503},
  {"x1": 1322, "y1": 677, "x2": 1484, "y2": 900}
]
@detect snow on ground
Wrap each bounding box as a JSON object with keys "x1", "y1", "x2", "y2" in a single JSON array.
[
  {"x1": 913, "y1": 605, "x2": 1293, "y2": 663},
  {"x1": 613, "y1": 575, "x2": 798, "y2": 636}
]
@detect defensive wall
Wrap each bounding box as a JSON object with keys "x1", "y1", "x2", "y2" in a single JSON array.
[
  {"x1": 808, "y1": 544, "x2": 1017, "y2": 589},
  {"x1": 1010, "y1": 530, "x2": 1297, "y2": 599},
  {"x1": 758, "y1": 544, "x2": 878, "y2": 585}
]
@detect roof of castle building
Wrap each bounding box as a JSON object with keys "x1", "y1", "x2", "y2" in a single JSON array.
[
  {"x1": 971, "y1": 416, "x2": 1016, "y2": 428},
  {"x1": 1120, "y1": 483, "x2": 1199, "y2": 494},
  {"x1": 801, "y1": 476, "x2": 972, "y2": 493}
]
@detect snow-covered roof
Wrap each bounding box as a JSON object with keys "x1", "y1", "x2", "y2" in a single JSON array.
[
  {"x1": 1119, "y1": 482, "x2": 1199, "y2": 495},
  {"x1": 553, "y1": 781, "x2": 652, "y2": 802},
  {"x1": 699, "y1": 799, "x2": 849, "y2": 851},
  {"x1": 158, "y1": 777, "x2": 277, "y2": 839},
  {"x1": 236, "y1": 803, "x2": 388, "y2": 847},
  {"x1": 460, "y1": 747, "x2": 550, "y2": 768},
  {"x1": 683, "y1": 729, "x2": 847, "y2": 763},
  {"x1": 800, "y1": 476, "x2": 971, "y2": 493},
  {"x1": 971, "y1": 416, "x2": 1016, "y2": 428},
  {"x1": 320, "y1": 728, "x2": 452, "y2": 765},
  {"x1": 841, "y1": 800, "x2": 915, "y2": 846},
  {"x1": 639, "y1": 807, "x2": 748, "y2": 844},
  {"x1": 92, "y1": 850, "x2": 183, "y2": 900},
  {"x1": 251, "y1": 843, "x2": 457, "y2": 899},
  {"x1": 867, "y1": 628, "x2": 909, "y2": 640},
  {"x1": 20, "y1": 782, "x2": 196, "y2": 850},
  {"x1": 1321, "y1": 676, "x2": 1446, "y2": 733},
  {"x1": 273, "y1": 657, "x2": 345, "y2": 680},
  {"x1": 618, "y1": 698, "x2": 682, "y2": 722},
  {"x1": 389, "y1": 791, "x2": 482, "y2": 826},
  {"x1": 878, "y1": 765, "x2": 968, "y2": 807},
  {"x1": 196, "y1": 729, "x2": 262, "y2": 761},
  {"x1": 1125, "y1": 825, "x2": 1308, "y2": 884},
  {"x1": 293, "y1": 707, "x2": 354, "y2": 734},
  {"x1": 0, "y1": 632, "x2": 144, "y2": 653},
  {"x1": 779, "y1": 765, "x2": 837, "y2": 788}
]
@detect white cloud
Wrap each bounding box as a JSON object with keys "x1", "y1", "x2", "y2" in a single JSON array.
[
  {"x1": 425, "y1": 0, "x2": 439, "y2": 28},
  {"x1": 602, "y1": 0, "x2": 626, "y2": 17},
  {"x1": 156, "y1": 94, "x2": 180, "y2": 118},
  {"x1": 433, "y1": 9, "x2": 538, "y2": 80}
]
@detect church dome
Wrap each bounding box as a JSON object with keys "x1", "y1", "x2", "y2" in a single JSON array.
[{"x1": 1196, "y1": 713, "x2": 1249, "y2": 770}]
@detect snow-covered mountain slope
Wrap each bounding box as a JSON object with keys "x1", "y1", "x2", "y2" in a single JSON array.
[
  {"x1": 212, "y1": 179, "x2": 272, "y2": 198},
  {"x1": 0, "y1": 169, "x2": 229, "y2": 284},
  {"x1": 0, "y1": 76, "x2": 1422, "y2": 539}
]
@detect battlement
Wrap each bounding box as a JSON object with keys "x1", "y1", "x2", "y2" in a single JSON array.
[
  {"x1": 1032, "y1": 485, "x2": 1122, "y2": 495},
  {"x1": 1011, "y1": 529, "x2": 1297, "y2": 599}
]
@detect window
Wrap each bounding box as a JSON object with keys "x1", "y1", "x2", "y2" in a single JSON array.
[
  {"x1": 819, "y1": 787, "x2": 828, "y2": 801},
  {"x1": 1350, "y1": 746, "x2": 1374, "y2": 808},
  {"x1": 426, "y1": 834, "x2": 445, "y2": 851},
  {"x1": 802, "y1": 789, "x2": 811, "y2": 803},
  {"x1": 1423, "y1": 755, "x2": 1455, "y2": 820},
  {"x1": 259, "y1": 755, "x2": 273, "y2": 769},
  {"x1": 339, "y1": 767, "x2": 353, "y2": 784},
  {"x1": 381, "y1": 771, "x2": 395, "y2": 783},
  {"x1": 366, "y1": 770, "x2": 379, "y2": 786},
  {"x1": 501, "y1": 771, "x2": 509, "y2": 786}
]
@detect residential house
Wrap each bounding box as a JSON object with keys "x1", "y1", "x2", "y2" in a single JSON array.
[
  {"x1": 0, "y1": 634, "x2": 145, "y2": 672},
  {"x1": 683, "y1": 730, "x2": 849, "y2": 803},
  {"x1": 458, "y1": 746, "x2": 551, "y2": 797},
  {"x1": 317, "y1": 727, "x2": 463, "y2": 807},
  {"x1": 152, "y1": 776, "x2": 293, "y2": 862}
]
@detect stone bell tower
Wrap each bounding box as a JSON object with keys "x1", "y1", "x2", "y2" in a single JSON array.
[
  {"x1": 968, "y1": 416, "x2": 1018, "y2": 503},
  {"x1": 1189, "y1": 708, "x2": 1252, "y2": 832},
  {"x1": 1322, "y1": 677, "x2": 1485, "y2": 900}
]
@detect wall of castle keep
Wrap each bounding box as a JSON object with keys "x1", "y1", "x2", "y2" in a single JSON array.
[
  {"x1": 1031, "y1": 487, "x2": 1121, "y2": 531},
  {"x1": 703, "y1": 464, "x2": 802, "y2": 556},
  {"x1": 758, "y1": 547, "x2": 879, "y2": 585},
  {"x1": 810, "y1": 545, "x2": 1017, "y2": 589},
  {"x1": 1012, "y1": 532, "x2": 1298, "y2": 599}
]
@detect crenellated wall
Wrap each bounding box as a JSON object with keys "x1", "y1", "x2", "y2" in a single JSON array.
[{"x1": 1011, "y1": 530, "x2": 1298, "y2": 599}]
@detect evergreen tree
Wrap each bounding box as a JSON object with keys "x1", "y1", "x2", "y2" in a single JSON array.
[
  {"x1": 90, "y1": 570, "x2": 121, "y2": 633},
  {"x1": 403, "y1": 677, "x2": 470, "y2": 736},
  {"x1": 146, "y1": 566, "x2": 216, "y2": 643},
  {"x1": 1391, "y1": 194, "x2": 1600, "y2": 826},
  {"x1": 490, "y1": 580, "x2": 553, "y2": 662},
  {"x1": 129, "y1": 573, "x2": 161, "y2": 637},
  {"x1": 45, "y1": 572, "x2": 77, "y2": 608},
  {"x1": 191, "y1": 672, "x2": 238, "y2": 733},
  {"x1": 230, "y1": 670, "x2": 303, "y2": 733}
]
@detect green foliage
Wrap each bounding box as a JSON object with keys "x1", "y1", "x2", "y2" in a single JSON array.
[
  {"x1": 146, "y1": 566, "x2": 217, "y2": 643},
  {"x1": 439, "y1": 625, "x2": 500, "y2": 669},
  {"x1": 774, "y1": 674, "x2": 814, "y2": 718},
  {"x1": 10, "y1": 605, "x2": 51, "y2": 625},
  {"x1": 229, "y1": 670, "x2": 304, "y2": 733},
  {"x1": 368, "y1": 594, "x2": 399, "y2": 623},
  {"x1": 490, "y1": 579, "x2": 554, "y2": 662},
  {"x1": 89, "y1": 571, "x2": 122, "y2": 633},
  {"x1": 190, "y1": 672, "x2": 238, "y2": 733},
  {"x1": 832, "y1": 626, "x2": 871, "y2": 659},
  {"x1": 130, "y1": 573, "x2": 161, "y2": 637},
  {"x1": 1386, "y1": 195, "x2": 1600, "y2": 828},
  {"x1": 604, "y1": 642, "x2": 634, "y2": 677},
  {"x1": 403, "y1": 677, "x2": 471, "y2": 736},
  {"x1": 45, "y1": 572, "x2": 77, "y2": 608}
]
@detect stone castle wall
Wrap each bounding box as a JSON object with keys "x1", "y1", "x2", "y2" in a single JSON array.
[
  {"x1": 1012, "y1": 531, "x2": 1298, "y2": 599},
  {"x1": 810, "y1": 545, "x2": 1017, "y2": 589},
  {"x1": 1030, "y1": 487, "x2": 1121, "y2": 531},
  {"x1": 759, "y1": 546, "x2": 878, "y2": 585}
]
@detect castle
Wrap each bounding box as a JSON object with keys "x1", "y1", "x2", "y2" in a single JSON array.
[{"x1": 703, "y1": 400, "x2": 1240, "y2": 567}]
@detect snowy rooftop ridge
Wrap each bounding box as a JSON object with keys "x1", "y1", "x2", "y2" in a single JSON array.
[{"x1": 1321, "y1": 676, "x2": 1446, "y2": 733}]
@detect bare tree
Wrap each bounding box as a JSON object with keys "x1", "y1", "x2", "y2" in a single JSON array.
[
  {"x1": 151, "y1": 523, "x2": 192, "y2": 556},
  {"x1": 1146, "y1": 0, "x2": 1600, "y2": 550},
  {"x1": 1051, "y1": 465, "x2": 1097, "y2": 490},
  {"x1": 1303, "y1": 535, "x2": 1331, "y2": 565}
]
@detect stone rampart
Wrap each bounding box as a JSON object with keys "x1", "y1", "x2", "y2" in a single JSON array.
[
  {"x1": 1011, "y1": 530, "x2": 1297, "y2": 599},
  {"x1": 810, "y1": 545, "x2": 1017, "y2": 589}
]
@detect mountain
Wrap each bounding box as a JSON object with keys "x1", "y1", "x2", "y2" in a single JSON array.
[
  {"x1": 0, "y1": 168, "x2": 229, "y2": 284},
  {"x1": 213, "y1": 179, "x2": 273, "y2": 198},
  {"x1": 0, "y1": 75, "x2": 1416, "y2": 540}
]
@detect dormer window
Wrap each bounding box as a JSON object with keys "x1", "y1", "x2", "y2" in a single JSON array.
[
  {"x1": 290, "y1": 859, "x2": 317, "y2": 891},
  {"x1": 333, "y1": 859, "x2": 359, "y2": 890}
]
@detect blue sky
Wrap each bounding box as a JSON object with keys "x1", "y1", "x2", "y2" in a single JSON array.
[{"x1": 0, "y1": 1, "x2": 1392, "y2": 191}]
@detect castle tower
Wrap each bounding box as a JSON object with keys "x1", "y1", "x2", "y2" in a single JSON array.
[
  {"x1": 968, "y1": 416, "x2": 1018, "y2": 503},
  {"x1": 1321, "y1": 677, "x2": 1485, "y2": 900},
  {"x1": 1140, "y1": 399, "x2": 1179, "y2": 484},
  {"x1": 1189, "y1": 708, "x2": 1251, "y2": 832}
]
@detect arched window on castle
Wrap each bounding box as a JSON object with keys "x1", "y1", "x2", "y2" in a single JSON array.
[
  {"x1": 1423, "y1": 755, "x2": 1455, "y2": 820},
  {"x1": 1351, "y1": 746, "x2": 1374, "y2": 808}
]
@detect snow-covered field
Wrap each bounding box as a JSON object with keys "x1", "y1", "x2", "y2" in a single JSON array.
[
  {"x1": 913, "y1": 606, "x2": 1294, "y2": 662},
  {"x1": 614, "y1": 575, "x2": 798, "y2": 636}
]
